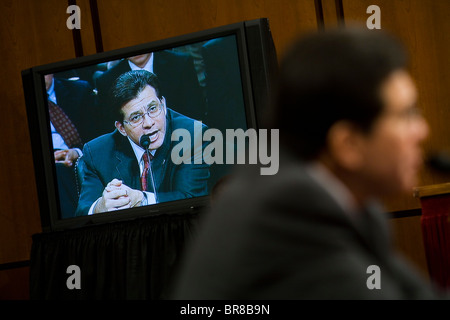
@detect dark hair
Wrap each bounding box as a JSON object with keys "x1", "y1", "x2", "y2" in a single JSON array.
[
  {"x1": 270, "y1": 27, "x2": 408, "y2": 160},
  {"x1": 111, "y1": 70, "x2": 162, "y2": 121}
]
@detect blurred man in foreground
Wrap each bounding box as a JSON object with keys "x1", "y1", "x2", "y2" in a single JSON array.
[{"x1": 172, "y1": 27, "x2": 445, "y2": 299}]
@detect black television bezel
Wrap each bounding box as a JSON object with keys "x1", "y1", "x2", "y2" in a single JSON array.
[{"x1": 22, "y1": 18, "x2": 278, "y2": 232}]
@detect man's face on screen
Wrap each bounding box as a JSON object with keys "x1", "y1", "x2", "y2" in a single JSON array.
[
  {"x1": 128, "y1": 54, "x2": 151, "y2": 68},
  {"x1": 115, "y1": 85, "x2": 167, "y2": 151}
]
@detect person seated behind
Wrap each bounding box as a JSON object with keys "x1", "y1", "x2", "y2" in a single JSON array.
[
  {"x1": 172, "y1": 27, "x2": 445, "y2": 299},
  {"x1": 75, "y1": 70, "x2": 210, "y2": 216},
  {"x1": 45, "y1": 74, "x2": 98, "y2": 218}
]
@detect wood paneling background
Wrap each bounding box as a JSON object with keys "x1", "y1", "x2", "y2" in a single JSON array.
[
  {"x1": 0, "y1": 0, "x2": 76, "y2": 266},
  {"x1": 0, "y1": 0, "x2": 82, "y2": 299},
  {"x1": 1, "y1": 0, "x2": 448, "y2": 298},
  {"x1": 95, "y1": 0, "x2": 318, "y2": 59}
]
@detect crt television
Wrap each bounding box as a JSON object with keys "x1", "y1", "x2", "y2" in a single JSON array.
[{"x1": 22, "y1": 18, "x2": 278, "y2": 232}]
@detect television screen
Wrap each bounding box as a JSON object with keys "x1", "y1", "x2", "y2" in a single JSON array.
[{"x1": 22, "y1": 18, "x2": 278, "y2": 232}]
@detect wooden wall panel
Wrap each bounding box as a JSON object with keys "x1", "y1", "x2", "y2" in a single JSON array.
[
  {"x1": 341, "y1": 0, "x2": 450, "y2": 212},
  {"x1": 77, "y1": 0, "x2": 100, "y2": 56},
  {"x1": 0, "y1": 0, "x2": 79, "y2": 266},
  {"x1": 96, "y1": 0, "x2": 318, "y2": 60},
  {"x1": 321, "y1": 0, "x2": 341, "y2": 28},
  {"x1": 0, "y1": 0, "x2": 98, "y2": 264},
  {"x1": 390, "y1": 215, "x2": 429, "y2": 280},
  {"x1": 0, "y1": 0, "x2": 98, "y2": 299},
  {"x1": 0, "y1": 266, "x2": 30, "y2": 300}
]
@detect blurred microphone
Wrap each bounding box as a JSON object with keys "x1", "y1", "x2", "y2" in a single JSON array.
[
  {"x1": 426, "y1": 151, "x2": 450, "y2": 173},
  {"x1": 140, "y1": 134, "x2": 158, "y2": 202}
]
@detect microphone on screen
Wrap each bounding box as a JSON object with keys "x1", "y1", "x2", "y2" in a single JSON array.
[
  {"x1": 140, "y1": 134, "x2": 151, "y2": 150},
  {"x1": 139, "y1": 134, "x2": 158, "y2": 203}
]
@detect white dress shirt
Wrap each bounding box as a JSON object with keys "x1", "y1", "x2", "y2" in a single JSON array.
[{"x1": 128, "y1": 53, "x2": 154, "y2": 73}]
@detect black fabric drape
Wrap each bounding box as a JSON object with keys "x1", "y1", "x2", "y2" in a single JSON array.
[{"x1": 29, "y1": 211, "x2": 200, "y2": 299}]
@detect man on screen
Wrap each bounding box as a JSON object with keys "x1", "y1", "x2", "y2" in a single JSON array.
[
  {"x1": 75, "y1": 70, "x2": 210, "y2": 216},
  {"x1": 95, "y1": 51, "x2": 206, "y2": 135}
]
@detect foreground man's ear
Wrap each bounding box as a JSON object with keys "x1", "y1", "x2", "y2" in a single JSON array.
[{"x1": 325, "y1": 120, "x2": 367, "y2": 171}]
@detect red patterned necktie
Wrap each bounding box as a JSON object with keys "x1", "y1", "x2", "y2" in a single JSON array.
[
  {"x1": 48, "y1": 99, "x2": 82, "y2": 148},
  {"x1": 141, "y1": 152, "x2": 153, "y2": 191}
]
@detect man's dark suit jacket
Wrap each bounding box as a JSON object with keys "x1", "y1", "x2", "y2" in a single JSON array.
[
  {"x1": 75, "y1": 108, "x2": 210, "y2": 216},
  {"x1": 173, "y1": 150, "x2": 441, "y2": 299},
  {"x1": 95, "y1": 50, "x2": 206, "y2": 135},
  {"x1": 54, "y1": 78, "x2": 99, "y2": 147}
]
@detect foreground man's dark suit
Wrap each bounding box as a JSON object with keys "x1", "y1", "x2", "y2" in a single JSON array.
[
  {"x1": 75, "y1": 108, "x2": 210, "y2": 216},
  {"x1": 173, "y1": 151, "x2": 440, "y2": 299}
]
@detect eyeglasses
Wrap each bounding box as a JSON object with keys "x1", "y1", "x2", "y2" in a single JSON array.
[
  {"x1": 383, "y1": 106, "x2": 423, "y2": 123},
  {"x1": 123, "y1": 101, "x2": 164, "y2": 127}
]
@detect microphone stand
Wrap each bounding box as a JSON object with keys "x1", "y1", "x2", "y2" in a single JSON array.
[{"x1": 140, "y1": 135, "x2": 158, "y2": 203}]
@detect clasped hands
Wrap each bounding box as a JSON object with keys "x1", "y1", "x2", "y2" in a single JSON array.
[{"x1": 94, "y1": 179, "x2": 144, "y2": 213}]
